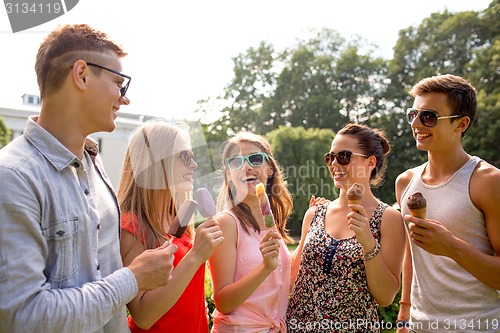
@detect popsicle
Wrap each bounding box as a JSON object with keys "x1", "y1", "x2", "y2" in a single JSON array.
[
  {"x1": 168, "y1": 199, "x2": 198, "y2": 238},
  {"x1": 255, "y1": 182, "x2": 275, "y2": 228},
  {"x1": 195, "y1": 188, "x2": 216, "y2": 218}
]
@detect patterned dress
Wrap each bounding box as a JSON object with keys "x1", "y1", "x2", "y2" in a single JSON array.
[{"x1": 286, "y1": 202, "x2": 387, "y2": 333}]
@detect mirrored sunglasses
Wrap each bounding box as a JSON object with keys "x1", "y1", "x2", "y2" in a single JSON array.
[{"x1": 406, "y1": 108, "x2": 462, "y2": 128}]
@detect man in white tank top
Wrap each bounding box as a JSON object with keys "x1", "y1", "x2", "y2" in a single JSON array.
[{"x1": 395, "y1": 74, "x2": 500, "y2": 332}]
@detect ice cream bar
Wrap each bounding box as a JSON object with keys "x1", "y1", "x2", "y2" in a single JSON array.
[
  {"x1": 168, "y1": 199, "x2": 198, "y2": 238},
  {"x1": 347, "y1": 183, "x2": 364, "y2": 204},
  {"x1": 195, "y1": 188, "x2": 216, "y2": 218},
  {"x1": 256, "y1": 182, "x2": 275, "y2": 228},
  {"x1": 407, "y1": 191, "x2": 426, "y2": 219}
]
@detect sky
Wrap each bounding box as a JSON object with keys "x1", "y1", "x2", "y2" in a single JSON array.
[{"x1": 0, "y1": 0, "x2": 492, "y2": 121}]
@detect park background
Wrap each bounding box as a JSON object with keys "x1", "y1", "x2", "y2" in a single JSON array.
[{"x1": 0, "y1": 0, "x2": 498, "y2": 330}]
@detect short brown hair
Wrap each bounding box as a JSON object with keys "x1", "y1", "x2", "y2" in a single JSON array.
[
  {"x1": 410, "y1": 74, "x2": 477, "y2": 136},
  {"x1": 35, "y1": 24, "x2": 127, "y2": 99}
]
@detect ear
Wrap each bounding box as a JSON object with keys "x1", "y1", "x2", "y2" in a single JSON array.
[
  {"x1": 71, "y1": 60, "x2": 89, "y2": 92},
  {"x1": 455, "y1": 116, "x2": 470, "y2": 134},
  {"x1": 367, "y1": 155, "x2": 377, "y2": 172}
]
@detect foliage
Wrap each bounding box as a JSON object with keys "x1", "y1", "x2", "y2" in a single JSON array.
[
  {"x1": 265, "y1": 126, "x2": 336, "y2": 235},
  {"x1": 0, "y1": 116, "x2": 11, "y2": 149},
  {"x1": 198, "y1": 3, "x2": 499, "y2": 325}
]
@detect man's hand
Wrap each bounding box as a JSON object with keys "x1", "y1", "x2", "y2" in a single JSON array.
[
  {"x1": 128, "y1": 242, "x2": 177, "y2": 291},
  {"x1": 406, "y1": 215, "x2": 457, "y2": 257}
]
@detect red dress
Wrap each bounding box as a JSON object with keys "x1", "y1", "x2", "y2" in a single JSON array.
[{"x1": 121, "y1": 212, "x2": 209, "y2": 333}]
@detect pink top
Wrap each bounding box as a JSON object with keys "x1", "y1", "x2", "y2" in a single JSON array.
[{"x1": 211, "y1": 210, "x2": 291, "y2": 333}]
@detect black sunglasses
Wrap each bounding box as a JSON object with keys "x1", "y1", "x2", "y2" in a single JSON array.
[
  {"x1": 225, "y1": 152, "x2": 270, "y2": 170},
  {"x1": 406, "y1": 108, "x2": 462, "y2": 128},
  {"x1": 179, "y1": 150, "x2": 195, "y2": 167},
  {"x1": 323, "y1": 150, "x2": 367, "y2": 166},
  {"x1": 87, "y1": 62, "x2": 131, "y2": 97}
]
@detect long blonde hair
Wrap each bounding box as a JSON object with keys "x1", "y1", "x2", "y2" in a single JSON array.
[
  {"x1": 118, "y1": 121, "x2": 194, "y2": 249},
  {"x1": 218, "y1": 132, "x2": 294, "y2": 244}
]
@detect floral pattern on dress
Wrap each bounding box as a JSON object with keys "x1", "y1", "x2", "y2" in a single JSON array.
[{"x1": 286, "y1": 202, "x2": 387, "y2": 333}]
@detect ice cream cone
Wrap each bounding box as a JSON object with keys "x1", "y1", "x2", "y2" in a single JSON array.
[
  {"x1": 407, "y1": 192, "x2": 427, "y2": 219},
  {"x1": 409, "y1": 207, "x2": 426, "y2": 219}
]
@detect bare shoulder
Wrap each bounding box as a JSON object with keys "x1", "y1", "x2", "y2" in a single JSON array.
[
  {"x1": 381, "y1": 205, "x2": 404, "y2": 228},
  {"x1": 470, "y1": 160, "x2": 500, "y2": 209},
  {"x1": 396, "y1": 167, "x2": 417, "y2": 188},
  {"x1": 395, "y1": 166, "x2": 419, "y2": 204},
  {"x1": 214, "y1": 212, "x2": 238, "y2": 239}
]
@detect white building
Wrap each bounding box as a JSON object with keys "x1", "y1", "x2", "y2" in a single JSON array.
[{"x1": 0, "y1": 94, "x2": 155, "y2": 188}]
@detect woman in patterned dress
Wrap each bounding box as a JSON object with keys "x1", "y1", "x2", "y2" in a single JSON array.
[{"x1": 286, "y1": 123, "x2": 406, "y2": 332}]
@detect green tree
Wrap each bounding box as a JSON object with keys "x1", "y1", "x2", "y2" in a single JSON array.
[
  {"x1": 265, "y1": 126, "x2": 335, "y2": 236},
  {"x1": 259, "y1": 28, "x2": 387, "y2": 133},
  {"x1": 0, "y1": 116, "x2": 11, "y2": 149}
]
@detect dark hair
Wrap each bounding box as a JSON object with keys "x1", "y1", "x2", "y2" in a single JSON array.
[
  {"x1": 338, "y1": 123, "x2": 391, "y2": 187},
  {"x1": 410, "y1": 74, "x2": 477, "y2": 137}
]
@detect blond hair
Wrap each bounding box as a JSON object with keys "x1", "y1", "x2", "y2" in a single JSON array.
[{"x1": 118, "y1": 121, "x2": 194, "y2": 249}]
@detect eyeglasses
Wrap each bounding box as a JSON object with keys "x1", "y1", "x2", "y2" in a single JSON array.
[
  {"x1": 87, "y1": 62, "x2": 131, "y2": 97},
  {"x1": 323, "y1": 150, "x2": 367, "y2": 166},
  {"x1": 406, "y1": 108, "x2": 462, "y2": 128},
  {"x1": 179, "y1": 150, "x2": 195, "y2": 167},
  {"x1": 225, "y1": 152, "x2": 270, "y2": 170}
]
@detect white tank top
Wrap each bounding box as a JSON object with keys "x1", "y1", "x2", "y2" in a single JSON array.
[{"x1": 401, "y1": 156, "x2": 499, "y2": 332}]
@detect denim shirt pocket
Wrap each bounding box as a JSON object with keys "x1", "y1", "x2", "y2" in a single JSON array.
[{"x1": 41, "y1": 217, "x2": 79, "y2": 285}]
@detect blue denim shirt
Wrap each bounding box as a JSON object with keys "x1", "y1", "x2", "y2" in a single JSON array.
[{"x1": 0, "y1": 117, "x2": 137, "y2": 332}]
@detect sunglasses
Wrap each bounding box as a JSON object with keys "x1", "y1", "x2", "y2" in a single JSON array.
[
  {"x1": 406, "y1": 108, "x2": 462, "y2": 128},
  {"x1": 87, "y1": 62, "x2": 131, "y2": 97},
  {"x1": 225, "y1": 152, "x2": 270, "y2": 170},
  {"x1": 179, "y1": 150, "x2": 195, "y2": 167},
  {"x1": 323, "y1": 150, "x2": 367, "y2": 166}
]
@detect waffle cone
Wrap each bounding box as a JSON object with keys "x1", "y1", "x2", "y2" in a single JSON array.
[
  {"x1": 348, "y1": 199, "x2": 361, "y2": 205},
  {"x1": 409, "y1": 207, "x2": 426, "y2": 219}
]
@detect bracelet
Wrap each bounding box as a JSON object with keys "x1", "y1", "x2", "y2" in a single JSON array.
[
  {"x1": 396, "y1": 320, "x2": 411, "y2": 329},
  {"x1": 363, "y1": 240, "x2": 380, "y2": 260},
  {"x1": 399, "y1": 300, "x2": 411, "y2": 307}
]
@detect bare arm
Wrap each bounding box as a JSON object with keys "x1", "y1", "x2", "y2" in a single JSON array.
[
  {"x1": 352, "y1": 206, "x2": 405, "y2": 307},
  {"x1": 122, "y1": 219, "x2": 223, "y2": 329},
  {"x1": 395, "y1": 170, "x2": 414, "y2": 331},
  {"x1": 290, "y1": 206, "x2": 316, "y2": 287}
]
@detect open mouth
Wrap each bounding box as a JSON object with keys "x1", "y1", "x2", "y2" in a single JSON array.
[{"x1": 241, "y1": 176, "x2": 258, "y2": 183}]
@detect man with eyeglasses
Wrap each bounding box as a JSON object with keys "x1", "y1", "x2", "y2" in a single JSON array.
[
  {"x1": 395, "y1": 74, "x2": 500, "y2": 332},
  {"x1": 0, "y1": 24, "x2": 177, "y2": 332}
]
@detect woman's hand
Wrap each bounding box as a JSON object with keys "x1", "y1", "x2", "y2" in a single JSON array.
[
  {"x1": 309, "y1": 195, "x2": 330, "y2": 207},
  {"x1": 347, "y1": 204, "x2": 375, "y2": 253},
  {"x1": 260, "y1": 229, "x2": 281, "y2": 271},
  {"x1": 191, "y1": 218, "x2": 224, "y2": 263}
]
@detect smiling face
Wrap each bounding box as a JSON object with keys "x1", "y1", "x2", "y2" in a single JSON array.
[
  {"x1": 85, "y1": 54, "x2": 130, "y2": 133},
  {"x1": 411, "y1": 92, "x2": 463, "y2": 153},
  {"x1": 328, "y1": 134, "x2": 371, "y2": 191},
  {"x1": 225, "y1": 142, "x2": 274, "y2": 204},
  {"x1": 170, "y1": 135, "x2": 197, "y2": 193}
]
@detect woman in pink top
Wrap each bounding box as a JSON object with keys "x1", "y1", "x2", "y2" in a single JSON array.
[{"x1": 209, "y1": 132, "x2": 294, "y2": 333}]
